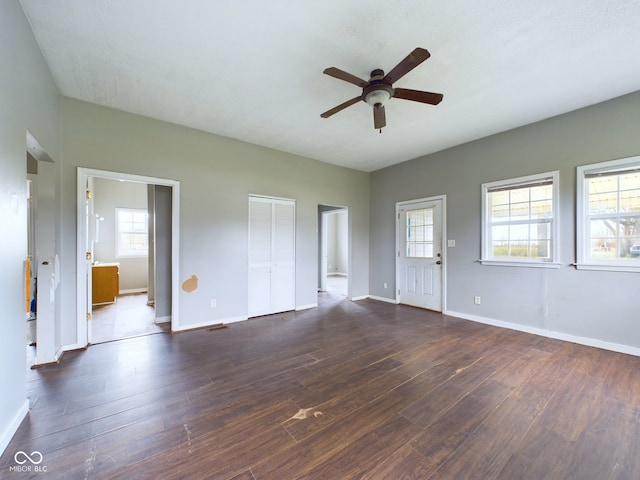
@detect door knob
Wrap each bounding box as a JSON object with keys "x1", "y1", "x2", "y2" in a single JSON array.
[{"x1": 436, "y1": 260, "x2": 442, "y2": 265}]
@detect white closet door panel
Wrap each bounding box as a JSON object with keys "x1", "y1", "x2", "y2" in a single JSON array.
[
  {"x1": 271, "y1": 263, "x2": 295, "y2": 313},
  {"x1": 248, "y1": 196, "x2": 296, "y2": 318},
  {"x1": 249, "y1": 200, "x2": 272, "y2": 265},
  {"x1": 273, "y1": 202, "x2": 295, "y2": 263},
  {"x1": 248, "y1": 266, "x2": 271, "y2": 317}
]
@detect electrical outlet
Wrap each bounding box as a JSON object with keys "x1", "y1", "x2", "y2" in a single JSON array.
[
  {"x1": 474, "y1": 296, "x2": 481, "y2": 305},
  {"x1": 384, "y1": 282, "x2": 388, "y2": 289},
  {"x1": 448, "y1": 239, "x2": 456, "y2": 247},
  {"x1": 210, "y1": 299, "x2": 217, "y2": 308}
]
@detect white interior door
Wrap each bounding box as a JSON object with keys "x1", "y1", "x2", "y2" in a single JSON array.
[
  {"x1": 397, "y1": 198, "x2": 443, "y2": 311},
  {"x1": 248, "y1": 196, "x2": 295, "y2": 317}
]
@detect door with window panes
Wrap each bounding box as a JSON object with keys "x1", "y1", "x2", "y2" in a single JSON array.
[{"x1": 397, "y1": 199, "x2": 443, "y2": 311}]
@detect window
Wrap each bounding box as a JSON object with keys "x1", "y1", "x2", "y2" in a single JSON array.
[
  {"x1": 577, "y1": 156, "x2": 640, "y2": 272},
  {"x1": 405, "y1": 207, "x2": 434, "y2": 258},
  {"x1": 116, "y1": 208, "x2": 148, "y2": 257},
  {"x1": 481, "y1": 171, "x2": 560, "y2": 267}
]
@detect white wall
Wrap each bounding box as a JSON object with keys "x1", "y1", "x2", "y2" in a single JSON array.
[
  {"x1": 370, "y1": 91, "x2": 640, "y2": 352},
  {"x1": 93, "y1": 178, "x2": 148, "y2": 292},
  {"x1": 58, "y1": 98, "x2": 370, "y2": 341},
  {"x1": 0, "y1": 0, "x2": 60, "y2": 454}
]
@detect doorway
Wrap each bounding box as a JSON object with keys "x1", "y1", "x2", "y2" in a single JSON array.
[
  {"x1": 88, "y1": 178, "x2": 170, "y2": 343},
  {"x1": 76, "y1": 168, "x2": 180, "y2": 347},
  {"x1": 396, "y1": 196, "x2": 446, "y2": 311},
  {"x1": 25, "y1": 132, "x2": 56, "y2": 366},
  {"x1": 318, "y1": 205, "x2": 349, "y2": 297}
]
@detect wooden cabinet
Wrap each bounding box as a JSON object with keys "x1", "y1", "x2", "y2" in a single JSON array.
[{"x1": 92, "y1": 264, "x2": 119, "y2": 304}]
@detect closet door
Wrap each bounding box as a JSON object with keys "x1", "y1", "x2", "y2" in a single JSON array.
[{"x1": 248, "y1": 196, "x2": 295, "y2": 317}]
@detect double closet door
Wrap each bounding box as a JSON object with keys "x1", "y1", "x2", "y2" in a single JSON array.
[{"x1": 248, "y1": 196, "x2": 296, "y2": 317}]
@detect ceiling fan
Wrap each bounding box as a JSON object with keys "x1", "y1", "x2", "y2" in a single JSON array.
[{"x1": 320, "y1": 47, "x2": 443, "y2": 131}]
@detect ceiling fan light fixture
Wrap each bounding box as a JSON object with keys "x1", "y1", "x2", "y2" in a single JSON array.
[
  {"x1": 363, "y1": 84, "x2": 393, "y2": 107},
  {"x1": 364, "y1": 88, "x2": 392, "y2": 107}
]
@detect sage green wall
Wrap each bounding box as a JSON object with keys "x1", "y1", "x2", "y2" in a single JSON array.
[
  {"x1": 370, "y1": 91, "x2": 640, "y2": 350},
  {"x1": 0, "y1": 0, "x2": 60, "y2": 453},
  {"x1": 59, "y1": 98, "x2": 370, "y2": 342}
]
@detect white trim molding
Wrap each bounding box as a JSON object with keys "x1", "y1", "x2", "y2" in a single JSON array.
[
  {"x1": 295, "y1": 303, "x2": 318, "y2": 311},
  {"x1": 171, "y1": 315, "x2": 248, "y2": 332},
  {"x1": 367, "y1": 295, "x2": 399, "y2": 304},
  {"x1": 445, "y1": 309, "x2": 640, "y2": 357},
  {"x1": 0, "y1": 400, "x2": 29, "y2": 456}
]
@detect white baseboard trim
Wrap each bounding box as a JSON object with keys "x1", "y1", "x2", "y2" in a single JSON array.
[
  {"x1": 54, "y1": 345, "x2": 65, "y2": 362},
  {"x1": 34, "y1": 344, "x2": 66, "y2": 366},
  {"x1": 154, "y1": 315, "x2": 171, "y2": 324},
  {"x1": 0, "y1": 399, "x2": 29, "y2": 456},
  {"x1": 63, "y1": 342, "x2": 87, "y2": 352},
  {"x1": 119, "y1": 288, "x2": 147, "y2": 295},
  {"x1": 296, "y1": 303, "x2": 317, "y2": 311},
  {"x1": 367, "y1": 295, "x2": 399, "y2": 304},
  {"x1": 328, "y1": 272, "x2": 347, "y2": 277},
  {"x1": 350, "y1": 295, "x2": 369, "y2": 301},
  {"x1": 172, "y1": 315, "x2": 248, "y2": 332},
  {"x1": 445, "y1": 309, "x2": 640, "y2": 357}
]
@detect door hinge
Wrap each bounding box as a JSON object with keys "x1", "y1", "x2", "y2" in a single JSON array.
[
  {"x1": 86, "y1": 189, "x2": 92, "y2": 199},
  {"x1": 86, "y1": 313, "x2": 91, "y2": 320},
  {"x1": 398, "y1": 212, "x2": 400, "y2": 220},
  {"x1": 398, "y1": 289, "x2": 400, "y2": 295},
  {"x1": 86, "y1": 251, "x2": 92, "y2": 260},
  {"x1": 398, "y1": 251, "x2": 400, "y2": 257}
]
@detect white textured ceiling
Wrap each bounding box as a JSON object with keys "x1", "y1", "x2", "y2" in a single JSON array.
[{"x1": 19, "y1": 0, "x2": 640, "y2": 172}]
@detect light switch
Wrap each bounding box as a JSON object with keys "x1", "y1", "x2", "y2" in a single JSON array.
[{"x1": 448, "y1": 239, "x2": 455, "y2": 247}]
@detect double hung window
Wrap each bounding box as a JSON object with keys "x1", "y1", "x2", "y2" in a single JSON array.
[
  {"x1": 577, "y1": 156, "x2": 640, "y2": 272},
  {"x1": 116, "y1": 208, "x2": 148, "y2": 257},
  {"x1": 481, "y1": 171, "x2": 559, "y2": 267}
]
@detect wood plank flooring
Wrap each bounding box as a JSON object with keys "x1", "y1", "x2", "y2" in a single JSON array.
[{"x1": 2, "y1": 293, "x2": 640, "y2": 479}]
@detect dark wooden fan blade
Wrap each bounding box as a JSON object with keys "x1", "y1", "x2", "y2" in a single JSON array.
[
  {"x1": 320, "y1": 96, "x2": 362, "y2": 118},
  {"x1": 383, "y1": 48, "x2": 431, "y2": 85},
  {"x1": 373, "y1": 104, "x2": 386, "y2": 130},
  {"x1": 394, "y1": 88, "x2": 443, "y2": 105},
  {"x1": 323, "y1": 67, "x2": 369, "y2": 88}
]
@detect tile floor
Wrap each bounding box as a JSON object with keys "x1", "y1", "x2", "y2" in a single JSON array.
[
  {"x1": 91, "y1": 293, "x2": 169, "y2": 344},
  {"x1": 325, "y1": 274, "x2": 347, "y2": 296}
]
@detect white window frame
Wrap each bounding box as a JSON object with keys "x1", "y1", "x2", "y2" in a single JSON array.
[
  {"x1": 115, "y1": 207, "x2": 148, "y2": 258},
  {"x1": 481, "y1": 171, "x2": 560, "y2": 268},
  {"x1": 576, "y1": 155, "x2": 640, "y2": 272}
]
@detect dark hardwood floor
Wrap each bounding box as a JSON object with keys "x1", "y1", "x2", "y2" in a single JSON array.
[{"x1": 2, "y1": 293, "x2": 639, "y2": 479}]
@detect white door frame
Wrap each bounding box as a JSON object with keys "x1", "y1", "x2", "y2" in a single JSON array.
[
  {"x1": 75, "y1": 168, "x2": 180, "y2": 348},
  {"x1": 395, "y1": 195, "x2": 447, "y2": 311},
  {"x1": 320, "y1": 211, "x2": 328, "y2": 293},
  {"x1": 318, "y1": 205, "x2": 350, "y2": 298}
]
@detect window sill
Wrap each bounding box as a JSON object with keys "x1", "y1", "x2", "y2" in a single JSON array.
[
  {"x1": 479, "y1": 259, "x2": 562, "y2": 269},
  {"x1": 574, "y1": 263, "x2": 640, "y2": 273}
]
